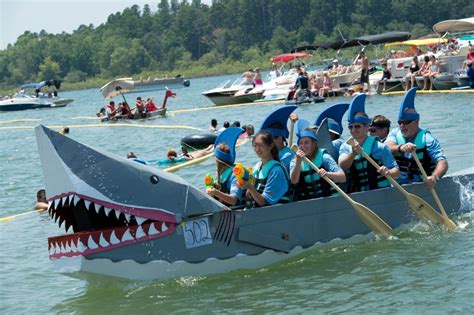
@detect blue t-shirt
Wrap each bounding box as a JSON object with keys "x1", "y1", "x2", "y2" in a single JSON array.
[
  {"x1": 386, "y1": 128, "x2": 446, "y2": 184},
  {"x1": 290, "y1": 152, "x2": 342, "y2": 173},
  {"x1": 339, "y1": 137, "x2": 398, "y2": 170},
  {"x1": 253, "y1": 161, "x2": 289, "y2": 205},
  {"x1": 332, "y1": 138, "x2": 345, "y2": 159},
  {"x1": 226, "y1": 173, "x2": 243, "y2": 203},
  {"x1": 279, "y1": 147, "x2": 295, "y2": 173}
]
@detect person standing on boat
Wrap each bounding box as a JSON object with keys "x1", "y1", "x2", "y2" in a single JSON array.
[
  {"x1": 338, "y1": 94, "x2": 399, "y2": 193},
  {"x1": 369, "y1": 115, "x2": 391, "y2": 143},
  {"x1": 290, "y1": 120, "x2": 345, "y2": 201},
  {"x1": 253, "y1": 67, "x2": 263, "y2": 86},
  {"x1": 354, "y1": 51, "x2": 370, "y2": 94},
  {"x1": 385, "y1": 88, "x2": 447, "y2": 189},
  {"x1": 259, "y1": 105, "x2": 298, "y2": 172},
  {"x1": 206, "y1": 127, "x2": 244, "y2": 208},
  {"x1": 242, "y1": 69, "x2": 254, "y2": 85},
  {"x1": 241, "y1": 131, "x2": 289, "y2": 208}
]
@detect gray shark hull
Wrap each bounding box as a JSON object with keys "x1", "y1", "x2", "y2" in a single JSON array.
[{"x1": 36, "y1": 125, "x2": 473, "y2": 281}]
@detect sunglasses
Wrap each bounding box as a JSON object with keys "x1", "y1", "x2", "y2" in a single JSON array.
[
  {"x1": 348, "y1": 124, "x2": 364, "y2": 130},
  {"x1": 398, "y1": 120, "x2": 414, "y2": 125}
]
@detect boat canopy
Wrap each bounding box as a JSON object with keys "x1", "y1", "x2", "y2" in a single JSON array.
[
  {"x1": 433, "y1": 17, "x2": 474, "y2": 34},
  {"x1": 21, "y1": 79, "x2": 61, "y2": 90},
  {"x1": 291, "y1": 32, "x2": 411, "y2": 52},
  {"x1": 385, "y1": 38, "x2": 448, "y2": 47},
  {"x1": 100, "y1": 78, "x2": 135, "y2": 99},
  {"x1": 271, "y1": 52, "x2": 313, "y2": 63}
]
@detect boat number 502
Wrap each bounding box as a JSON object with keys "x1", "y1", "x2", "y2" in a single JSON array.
[{"x1": 183, "y1": 217, "x2": 213, "y2": 249}]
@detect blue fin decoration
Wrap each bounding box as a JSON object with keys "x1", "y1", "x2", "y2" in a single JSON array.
[
  {"x1": 398, "y1": 87, "x2": 420, "y2": 121},
  {"x1": 259, "y1": 105, "x2": 298, "y2": 138},
  {"x1": 314, "y1": 103, "x2": 349, "y2": 135},
  {"x1": 214, "y1": 127, "x2": 244, "y2": 164},
  {"x1": 296, "y1": 119, "x2": 318, "y2": 142},
  {"x1": 347, "y1": 94, "x2": 370, "y2": 125}
]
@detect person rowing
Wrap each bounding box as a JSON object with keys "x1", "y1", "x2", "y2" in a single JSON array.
[
  {"x1": 385, "y1": 88, "x2": 447, "y2": 189},
  {"x1": 338, "y1": 94, "x2": 399, "y2": 193}
]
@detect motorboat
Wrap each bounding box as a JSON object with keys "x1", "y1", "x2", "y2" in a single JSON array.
[
  {"x1": 0, "y1": 80, "x2": 73, "y2": 112},
  {"x1": 202, "y1": 77, "x2": 254, "y2": 106}
]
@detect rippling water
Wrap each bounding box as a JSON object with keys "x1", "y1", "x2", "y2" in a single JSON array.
[{"x1": 1, "y1": 75, "x2": 473, "y2": 314}]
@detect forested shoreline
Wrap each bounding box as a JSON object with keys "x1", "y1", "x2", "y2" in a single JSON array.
[{"x1": 1, "y1": 0, "x2": 472, "y2": 93}]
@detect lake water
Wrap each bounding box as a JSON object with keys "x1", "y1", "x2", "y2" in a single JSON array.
[{"x1": 1, "y1": 74, "x2": 473, "y2": 314}]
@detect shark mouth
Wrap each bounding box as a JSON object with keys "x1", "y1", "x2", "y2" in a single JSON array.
[{"x1": 47, "y1": 192, "x2": 177, "y2": 259}]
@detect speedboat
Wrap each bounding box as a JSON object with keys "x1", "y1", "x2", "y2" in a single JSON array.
[
  {"x1": 202, "y1": 77, "x2": 254, "y2": 106},
  {"x1": 0, "y1": 80, "x2": 73, "y2": 112}
]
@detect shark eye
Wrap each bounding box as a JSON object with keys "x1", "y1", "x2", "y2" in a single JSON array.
[{"x1": 150, "y1": 175, "x2": 160, "y2": 184}]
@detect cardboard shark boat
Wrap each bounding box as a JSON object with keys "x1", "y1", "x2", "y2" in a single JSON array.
[{"x1": 36, "y1": 125, "x2": 473, "y2": 281}]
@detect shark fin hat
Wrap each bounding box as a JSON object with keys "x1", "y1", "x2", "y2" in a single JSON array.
[
  {"x1": 296, "y1": 119, "x2": 318, "y2": 142},
  {"x1": 398, "y1": 87, "x2": 420, "y2": 121},
  {"x1": 314, "y1": 103, "x2": 350, "y2": 135},
  {"x1": 347, "y1": 94, "x2": 371, "y2": 125},
  {"x1": 260, "y1": 105, "x2": 298, "y2": 138},
  {"x1": 214, "y1": 127, "x2": 244, "y2": 164}
]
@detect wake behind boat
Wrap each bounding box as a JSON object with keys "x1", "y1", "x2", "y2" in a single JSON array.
[{"x1": 35, "y1": 125, "x2": 473, "y2": 281}]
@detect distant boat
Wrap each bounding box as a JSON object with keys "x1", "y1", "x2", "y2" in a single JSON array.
[
  {"x1": 0, "y1": 80, "x2": 73, "y2": 112},
  {"x1": 129, "y1": 75, "x2": 190, "y2": 94}
]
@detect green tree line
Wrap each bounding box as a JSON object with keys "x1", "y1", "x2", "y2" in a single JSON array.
[{"x1": 0, "y1": 0, "x2": 472, "y2": 89}]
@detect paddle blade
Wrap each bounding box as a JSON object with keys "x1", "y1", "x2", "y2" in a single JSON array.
[
  {"x1": 353, "y1": 202, "x2": 392, "y2": 239},
  {"x1": 406, "y1": 193, "x2": 445, "y2": 224}
]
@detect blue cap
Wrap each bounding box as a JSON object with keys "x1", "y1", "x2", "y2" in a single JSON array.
[
  {"x1": 260, "y1": 105, "x2": 298, "y2": 138},
  {"x1": 296, "y1": 119, "x2": 318, "y2": 142},
  {"x1": 398, "y1": 87, "x2": 420, "y2": 121},
  {"x1": 314, "y1": 103, "x2": 349, "y2": 135},
  {"x1": 214, "y1": 127, "x2": 244, "y2": 164},
  {"x1": 347, "y1": 94, "x2": 371, "y2": 125}
]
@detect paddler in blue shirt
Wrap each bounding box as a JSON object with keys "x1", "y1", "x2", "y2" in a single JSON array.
[
  {"x1": 338, "y1": 94, "x2": 399, "y2": 193},
  {"x1": 259, "y1": 105, "x2": 298, "y2": 172},
  {"x1": 206, "y1": 127, "x2": 244, "y2": 208},
  {"x1": 385, "y1": 87, "x2": 448, "y2": 188},
  {"x1": 290, "y1": 119, "x2": 345, "y2": 201},
  {"x1": 241, "y1": 131, "x2": 289, "y2": 208}
]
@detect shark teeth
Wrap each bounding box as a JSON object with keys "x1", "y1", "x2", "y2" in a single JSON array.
[
  {"x1": 87, "y1": 235, "x2": 99, "y2": 249},
  {"x1": 99, "y1": 233, "x2": 110, "y2": 247}
]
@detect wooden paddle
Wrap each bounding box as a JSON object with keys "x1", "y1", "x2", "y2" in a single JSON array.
[
  {"x1": 411, "y1": 154, "x2": 457, "y2": 231},
  {"x1": 288, "y1": 118, "x2": 296, "y2": 148},
  {"x1": 290, "y1": 145, "x2": 392, "y2": 239},
  {"x1": 346, "y1": 138, "x2": 445, "y2": 225}
]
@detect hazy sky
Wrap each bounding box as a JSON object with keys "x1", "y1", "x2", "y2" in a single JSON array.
[{"x1": 0, "y1": 0, "x2": 212, "y2": 50}]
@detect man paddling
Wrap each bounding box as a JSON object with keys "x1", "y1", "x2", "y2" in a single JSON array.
[
  {"x1": 338, "y1": 94, "x2": 399, "y2": 193},
  {"x1": 385, "y1": 88, "x2": 447, "y2": 189}
]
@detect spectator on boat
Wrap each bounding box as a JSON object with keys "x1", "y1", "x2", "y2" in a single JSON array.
[
  {"x1": 106, "y1": 101, "x2": 117, "y2": 119},
  {"x1": 415, "y1": 55, "x2": 431, "y2": 89},
  {"x1": 242, "y1": 69, "x2": 254, "y2": 85},
  {"x1": 405, "y1": 56, "x2": 421, "y2": 91},
  {"x1": 330, "y1": 59, "x2": 343, "y2": 75},
  {"x1": 369, "y1": 115, "x2": 391, "y2": 142},
  {"x1": 462, "y1": 46, "x2": 474, "y2": 69},
  {"x1": 208, "y1": 119, "x2": 218, "y2": 131},
  {"x1": 385, "y1": 88, "x2": 447, "y2": 188},
  {"x1": 309, "y1": 73, "x2": 321, "y2": 96},
  {"x1": 253, "y1": 67, "x2": 263, "y2": 86},
  {"x1": 240, "y1": 131, "x2": 289, "y2": 208},
  {"x1": 269, "y1": 63, "x2": 282, "y2": 79},
  {"x1": 467, "y1": 61, "x2": 474, "y2": 88},
  {"x1": 293, "y1": 70, "x2": 310, "y2": 100},
  {"x1": 354, "y1": 51, "x2": 370, "y2": 94},
  {"x1": 423, "y1": 55, "x2": 440, "y2": 90},
  {"x1": 35, "y1": 189, "x2": 48, "y2": 211},
  {"x1": 146, "y1": 97, "x2": 158, "y2": 112},
  {"x1": 318, "y1": 72, "x2": 332, "y2": 97},
  {"x1": 338, "y1": 94, "x2": 399, "y2": 193},
  {"x1": 376, "y1": 63, "x2": 392, "y2": 92},
  {"x1": 290, "y1": 120, "x2": 345, "y2": 201}
]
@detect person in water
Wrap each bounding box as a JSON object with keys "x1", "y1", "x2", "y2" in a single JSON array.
[
  {"x1": 240, "y1": 131, "x2": 289, "y2": 208},
  {"x1": 290, "y1": 120, "x2": 345, "y2": 201},
  {"x1": 385, "y1": 88, "x2": 447, "y2": 188},
  {"x1": 35, "y1": 189, "x2": 48, "y2": 211},
  {"x1": 208, "y1": 119, "x2": 218, "y2": 131},
  {"x1": 59, "y1": 127, "x2": 69, "y2": 135},
  {"x1": 206, "y1": 143, "x2": 243, "y2": 208},
  {"x1": 338, "y1": 95, "x2": 399, "y2": 193}
]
